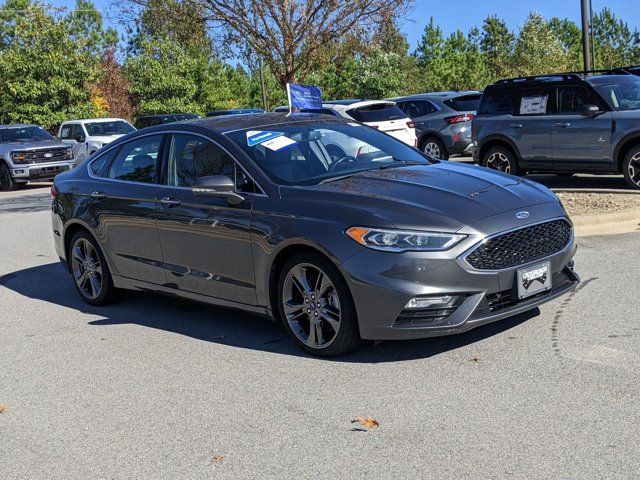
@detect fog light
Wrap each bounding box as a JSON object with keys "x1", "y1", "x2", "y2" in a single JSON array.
[
  {"x1": 404, "y1": 295, "x2": 454, "y2": 309},
  {"x1": 14, "y1": 169, "x2": 24, "y2": 174}
]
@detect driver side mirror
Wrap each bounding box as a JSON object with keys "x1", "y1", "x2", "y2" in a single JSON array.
[
  {"x1": 191, "y1": 175, "x2": 245, "y2": 205},
  {"x1": 74, "y1": 134, "x2": 86, "y2": 143},
  {"x1": 581, "y1": 105, "x2": 602, "y2": 117}
]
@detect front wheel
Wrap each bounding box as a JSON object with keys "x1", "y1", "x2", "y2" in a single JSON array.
[
  {"x1": 68, "y1": 231, "x2": 117, "y2": 306},
  {"x1": 0, "y1": 162, "x2": 16, "y2": 191},
  {"x1": 482, "y1": 146, "x2": 519, "y2": 176},
  {"x1": 277, "y1": 252, "x2": 361, "y2": 357},
  {"x1": 623, "y1": 146, "x2": 640, "y2": 190}
]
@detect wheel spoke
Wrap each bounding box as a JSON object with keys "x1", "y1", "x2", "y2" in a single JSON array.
[
  {"x1": 320, "y1": 307, "x2": 340, "y2": 332},
  {"x1": 283, "y1": 299, "x2": 305, "y2": 319},
  {"x1": 306, "y1": 319, "x2": 317, "y2": 346},
  {"x1": 314, "y1": 320, "x2": 324, "y2": 345},
  {"x1": 291, "y1": 265, "x2": 312, "y2": 295},
  {"x1": 88, "y1": 275, "x2": 100, "y2": 298},
  {"x1": 72, "y1": 245, "x2": 85, "y2": 264}
]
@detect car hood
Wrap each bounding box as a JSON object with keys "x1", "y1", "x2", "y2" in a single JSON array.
[
  {"x1": 283, "y1": 161, "x2": 559, "y2": 231},
  {"x1": 3, "y1": 139, "x2": 69, "y2": 150}
]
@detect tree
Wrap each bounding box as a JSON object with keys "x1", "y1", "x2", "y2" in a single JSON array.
[
  {"x1": 512, "y1": 12, "x2": 570, "y2": 77},
  {"x1": 0, "y1": 2, "x2": 101, "y2": 128},
  {"x1": 65, "y1": 0, "x2": 118, "y2": 55},
  {"x1": 141, "y1": 0, "x2": 411, "y2": 87},
  {"x1": 353, "y1": 48, "x2": 404, "y2": 99},
  {"x1": 548, "y1": 17, "x2": 582, "y2": 69},
  {"x1": 592, "y1": 7, "x2": 640, "y2": 68},
  {"x1": 414, "y1": 18, "x2": 448, "y2": 91},
  {"x1": 96, "y1": 48, "x2": 134, "y2": 119},
  {"x1": 480, "y1": 15, "x2": 515, "y2": 80}
]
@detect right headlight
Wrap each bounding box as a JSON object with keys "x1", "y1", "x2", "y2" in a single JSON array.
[
  {"x1": 10, "y1": 151, "x2": 27, "y2": 163},
  {"x1": 345, "y1": 226, "x2": 467, "y2": 252}
]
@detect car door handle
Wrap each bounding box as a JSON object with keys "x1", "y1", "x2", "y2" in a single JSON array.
[
  {"x1": 509, "y1": 123, "x2": 523, "y2": 128},
  {"x1": 160, "y1": 197, "x2": 182, "y2": 208},
  {"x1": 90, "y1": 191, "x2": 106, "y2": 199},
  {"x1": 555, "y1": 122, "x2": 571, "y2": 128}
]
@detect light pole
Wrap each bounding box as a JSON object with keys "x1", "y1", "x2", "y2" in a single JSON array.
[{"x1": 581, "y1": 0, "x2": 592, "y2": 72}]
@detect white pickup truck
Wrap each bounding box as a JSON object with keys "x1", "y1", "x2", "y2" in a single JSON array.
[{"x1": 58, "y1": 118, "x2": 135, "y2": 163}]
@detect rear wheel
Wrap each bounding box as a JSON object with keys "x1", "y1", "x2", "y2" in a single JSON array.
[
  {"x1": 623, "y1": 146, "x2": 640, "y2": 190},
  {"x1": 68, "y1": 231, "x2": 117, "y2": 306},
  {"x1": 422, "y1": 137, "x2": 449, "y2": 160},
  {"x1": 482, "y1": 146, "x2": 519, "y2": 175},
  {"x1": 277, "y1": 252, "x2": 361, "y2": 357},
  {"x1": 0, "y1": 162, "x2": 16, "y2": 191}
]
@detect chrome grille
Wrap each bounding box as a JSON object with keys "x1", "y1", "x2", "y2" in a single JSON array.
[
  {"x1": 22, "y1": 148, "x2": 69, "y2": 164},
  {"x1": 465, "y1": 220, "x2": 572, "y2": 270}
]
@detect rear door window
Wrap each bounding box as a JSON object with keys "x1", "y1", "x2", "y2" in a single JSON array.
[
  {"x1": 517, "y1": 87, "x2": 556, "y2": 115},
  {"x1": 60, "y1": 125, "x2": 74, "y2": 140},
  {"x1": 400, "y1": 101, "x2": 431, "y2": 119},
  {"x1": 106, "y1": 135, "x2": 163, "y2": 183},
  {"x1": 346, "y1": 104, "x2": 406, "y2": 122},
  {"x1": 478, "y1": 89, "x2": 517, "y2": 115},
  {"x1": 444, "y1": 94, "x2": 482, "y2": 112}
]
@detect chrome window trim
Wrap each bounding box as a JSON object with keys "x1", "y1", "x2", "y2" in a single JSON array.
[
  {"x1": 456, "y1": 216, "x2": 574, "y2": 274},
  {"x1": 86, "y1": 130, "x2": 268, "y2": 196}
]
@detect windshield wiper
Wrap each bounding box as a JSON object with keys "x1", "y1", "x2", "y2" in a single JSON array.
[
  {"x1": 378, "y1": 160, "x2": 425, "y2": 170},
  {"x1": 318, "y1": 169, "x2": 372, "y2": 184}
]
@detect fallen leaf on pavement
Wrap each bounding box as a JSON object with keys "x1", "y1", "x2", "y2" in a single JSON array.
[
  {"x1": 471, "y1": 356, "x2": 482, "y2": 362},
  {"x1": 212, "y1": 456, "x2": 224, "y2": 464},
  {"x1": 354, "y1": 417, "x2": 379, "y2": 429},
  {"x1": 0, "y1": 403, "x2": 8, "y2": 413}
]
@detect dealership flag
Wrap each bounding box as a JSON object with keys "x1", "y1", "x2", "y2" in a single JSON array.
[{"x1": 286, "y1": 83, "x2": 323, "y2": 112}]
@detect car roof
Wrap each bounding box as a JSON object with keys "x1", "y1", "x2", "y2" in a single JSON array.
[
  {"x1": 395, "y1": 91, "x2": 482, "y2": 101},
  {"x1": 137, "y1": 113, "x2": 197, "y2": 119},
  {"x1": 0, "y1": 124, "x2": 39, "y2": 129},
  {"x1": 62, "y1": 118, "x2": 129, "y2": 124},
  {"x1": 585, "y1": 74, "x2": 639, "y2": 85},
  {"x1": 323, "y1": 99, "x2": 369, "y2": 106},
  {"x1": 325, "y1": 100, "x2": 396, "y2": 111}
]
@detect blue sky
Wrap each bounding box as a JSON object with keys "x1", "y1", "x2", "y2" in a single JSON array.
[{"x1": 54, "y1": 0, "x2": 639, "y2": 51}]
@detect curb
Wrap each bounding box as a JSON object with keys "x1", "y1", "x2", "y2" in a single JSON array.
[
  {"x1": 572, "y1": 209, "x2": 640, "y2": 237},
  {"x1": 553, "y1": 188, "x2": 640, "y2": 195}
]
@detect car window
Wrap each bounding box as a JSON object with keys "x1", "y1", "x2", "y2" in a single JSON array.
[
  {"x1": 558, "y1": 86, "x2": 599, "y2": 114},
  {"x1": 167, "y1": 134, "x2": 257, "y2": 193},
  {"x1": 89, "y1": 146, "x2": 120, "y2": 176},
  {"x1": 60, "y1": 125, "x2": 74, "y2": 140},
  {"x1": 444, "y1": 94, "x2": 481, "y2": 112},
  {"x1": 477, "y1": 89, "x2": 516, "y2": 115},
  {"x1": 516, "y1": 87, "x2": 556, "y2": 116},
  {"x1": 346, "y1": 104, "x2": 406, "y2": 122},
  {"x1": 71, "y1": 124, "x2": 85, "y2": 140},
  {"x1": 401, "y1": 101, "x2": 431, "y2": 119},
  {"x1": 106, "y1": 135, "x2": 162, "y2": 183},
  {"x1": 594, "y1": 78, "x2": 640, "y2": 111},
  {"x1": 0, "y1": 125, "x2": 54, "y2": 143}
]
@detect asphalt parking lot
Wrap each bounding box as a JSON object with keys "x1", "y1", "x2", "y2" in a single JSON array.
[{"x1": 1, "y1": 185, "x2": 639, "y2": 479}]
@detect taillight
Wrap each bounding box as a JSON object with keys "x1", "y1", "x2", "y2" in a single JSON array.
[
  {"x1": 406, "y1": 121, "x2": 416, "y2": 129},
  {"x1": 444, "y1": 114, "x2": 475, "y2": 124},
  {"x1": 51, "y1": 184, "x2": 58, "y2": 198}
]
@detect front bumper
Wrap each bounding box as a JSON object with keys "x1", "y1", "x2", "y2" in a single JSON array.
[
  {"x1": 11, "y1": 160, "x2": 75, "y2": 181},
  {"x1": 341, "y1": 216, "x2": 578, "y2": 341}
]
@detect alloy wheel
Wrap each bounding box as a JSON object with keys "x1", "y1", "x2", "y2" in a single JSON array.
[
  {"x1": 71, "y1": 238, "x2": 103, "y2": 300},
  {"x1": 485, "y1": 151, "x2": 512, "y2": 173},
  {"x1": 282, "y1": 263, "x2": 341, "y2": 349},
  {"x1": 628, "y1": 152, "x2": 640, "y2": 187},
  {"x1": 423, "y1": 141, "x2": 441, "y2": 159}
]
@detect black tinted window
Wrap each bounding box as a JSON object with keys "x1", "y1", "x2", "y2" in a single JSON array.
[
  {"x1": 60, "y1": 124, "x2": 75, "y2": 140},
  {"x1": 444, "y1": 94, "x2": 481, "y2": 112},
  {"x1": 346, "y1": 105, "x2": 406, "y2": 122},
  {"x1": 478, "y1": 90, "x2": 516, "y2": 115},
  {"x1": 107, "y1": 135, "x2": 162, "y2": 183},
  {"x1": 71, "y1": 124, "x2": 85, "y2": 140},
  {"x1": 89, "y1": 146, "x2": 119, "y2": 176},
  {"x1": 400, "y1": 101, "x2": 432, "y2": 119},
  {"x1": 167, "y1": 134, "x2": 255, "y2": 192},
  {"x1": 558, "y1": 86, "x2": 599, "y2": 114}
]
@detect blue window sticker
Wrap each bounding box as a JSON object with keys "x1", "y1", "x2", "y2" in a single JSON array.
[{"x1": 246, "y1": 130, "x2": 284, "y2": 147}]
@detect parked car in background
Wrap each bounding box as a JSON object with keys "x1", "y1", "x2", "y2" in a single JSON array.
[
  {"x1": 274, "y1": 100, "x2": 417, "y2": 147},
  {"x1": 473, "y1": 72, "x2": 640, "y2": 189},
  {"x1": 0, "y1": 124, "x2": 74, "y2": 190},
  {"x1": 59, "y1": 118, "x2": 135, "y2": 163},
  {"x1": 51, "y1": 113, "x2": 578, "y2": 356},
  {"x1": 393, "y1": 91, "x2": 481, "y2": 160},
  {"x1": 134, "y1": 113, "x2": 200, "y2": 130},
  {"x1": 206, "y1": 109, "x2": 264, "y2": 117}
]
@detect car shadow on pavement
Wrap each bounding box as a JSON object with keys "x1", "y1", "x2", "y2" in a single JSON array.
[{"x1": 1, "y1": 262, "x2": 537, "y2": 363}]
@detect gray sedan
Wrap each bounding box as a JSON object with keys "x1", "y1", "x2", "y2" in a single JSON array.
[{"x1": 50, "y1": 113, "x2": 579, "y2": 356}]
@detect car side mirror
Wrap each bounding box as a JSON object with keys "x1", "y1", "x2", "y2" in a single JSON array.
[
  {"x1": 581, "y1": 105, "x2": 601, "y2": 117},
  {"x1": 191, "y1": 175, "x2": 244, "y2": 205},
  {"x1": 74, "y1": 134, "x2": 86, "y2": 143}
]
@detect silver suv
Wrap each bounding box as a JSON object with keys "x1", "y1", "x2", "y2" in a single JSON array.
[
  {"x1": 472, "y1": 72, "x2": 640, "y2": 189},
  {"x1": 0, "y1": 124, "x2": 75, "y2": 190}
]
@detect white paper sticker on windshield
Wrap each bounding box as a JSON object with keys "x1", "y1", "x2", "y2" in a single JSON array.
[
  {"x1": 262, "y1": 135, "x2": 297, "y2": 151},
  {"x1": 246, "y1": 130, "x2": 284, "y2": 146},
  {"x1": 347, "y1": 122, "x2": 361, "y2": 127},
  {"x1": 520, "y1": 95, "x2": 548, "y2": 115}
]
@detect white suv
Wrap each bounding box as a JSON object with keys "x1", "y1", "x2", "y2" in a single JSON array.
[{"x1": 58, "y1": 118, "x2": 136, "y2": 163}]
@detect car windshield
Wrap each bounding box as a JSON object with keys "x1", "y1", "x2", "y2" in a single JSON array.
[
  {"x1": 85, "y1": 121, "x2": 135, "y2": 136},
  {"x1": 0, "y1": 126, "x2": 54, "y2": 143},
  {"x1": 225, "y1": 122, "x2": 430, "y2": 186},
  {"x1": 594, "y1": 77, "x2": 640, "y2": 111}
]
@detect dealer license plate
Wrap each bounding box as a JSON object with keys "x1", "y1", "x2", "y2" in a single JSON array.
[{"x1": 516, "y1": 261, "x2": 552, "y2": 299}]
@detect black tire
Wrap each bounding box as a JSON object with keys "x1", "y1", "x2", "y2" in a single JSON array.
[
  {"x1": 482, "y1": 145, "x2": 519, "y2": 176},
  {"x1": 622, "y1": 146, "x2": 640, "y2": 190},
  {"x1": 68, "y1": 230, "x2": 118, "y2": 306},
  {"x1": 422, "y1": 136, "x2": 449, "y2": 160},
  {"x1": 277, "y1": 251, "x2": 361, "y2": 357},
  {"x1": 0, "y1": 162, "x2": 16, "y2": 191}
]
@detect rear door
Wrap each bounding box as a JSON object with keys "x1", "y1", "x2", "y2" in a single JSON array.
[
  {"x1": 512, "y1": 86, "x2": 556, "y2": 169},
  {"x1": 155, "y1": 133, "x2": 257, "y2": 304},
  {"x1": 551, "y1": 85, "x2": 614, "y2": 170}
]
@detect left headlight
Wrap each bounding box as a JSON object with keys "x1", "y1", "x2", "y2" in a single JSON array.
[
  {"x1": 65, "y1": 147, "x2": 74, "y2": 160},
  {"x1": 346, "y1": 226, "x2": 467, "y2": 252}
]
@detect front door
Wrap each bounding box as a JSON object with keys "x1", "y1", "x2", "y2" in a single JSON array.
[
  {"x1": 551, "y1": 85, "x2": 614, "y2": 170},
  {"x1": 85, "y1": 134, "x2": 167, "y2": 285},
  {"x1": 155, "y1": 133, "x2": 257, "y2": 305}
]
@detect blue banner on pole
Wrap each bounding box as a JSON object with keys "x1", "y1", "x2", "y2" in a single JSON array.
[{"x1": 287, "y1": 83, "x2": 323, "y2": 111}]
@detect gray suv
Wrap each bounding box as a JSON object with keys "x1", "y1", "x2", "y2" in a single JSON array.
[
  {"x1": 394, "y1": 91, "x2": 481, "y2": 159},
  {"x1": 0, "y1": 124, "x2": 75, "y2": 190},
  {"x1": 472, "y1": 73, "x2": 640, "y2": 189}
]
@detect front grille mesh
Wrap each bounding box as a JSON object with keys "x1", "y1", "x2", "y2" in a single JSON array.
[
  {"x1": 465, "y1": 219, "x2": 572, "y2": 270},
  {"x1": 23, "y1": 148, "x2": 69, "y2": 164}
]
